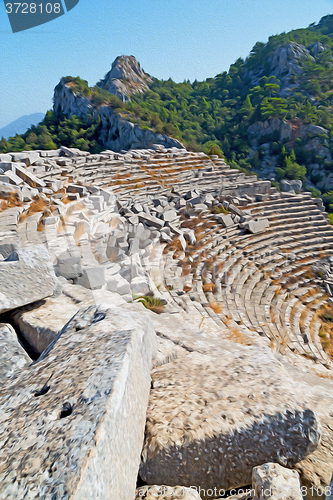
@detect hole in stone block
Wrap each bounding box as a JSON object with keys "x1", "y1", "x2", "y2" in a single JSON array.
[{"x1": 59, "y1": 402, "x2": 73, "y2": 419}]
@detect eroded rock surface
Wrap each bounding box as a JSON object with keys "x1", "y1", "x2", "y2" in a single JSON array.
[
  {"x1": 0, "y1": 323, "x2": 30, "y2": 388},
  {"x1": 0, "y1": 305, "x2": 157, "y2": 500},
  {"x1": 252, "y1": 463, "x2": 303, "y2": 500},
  {"x1": 139, "y1": 343, "x2": 322, "y2": 491},
  {"x1": 0, "y1": 245, "x2": 56, "y2": 314}
]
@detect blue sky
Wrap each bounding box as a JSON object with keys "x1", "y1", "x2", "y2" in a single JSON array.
[{"x1": 0, "y1": 0, "x2": 333, "y2": 129}]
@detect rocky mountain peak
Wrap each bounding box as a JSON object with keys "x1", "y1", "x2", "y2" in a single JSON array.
[
  {"x1": 98, "y1": 55, "x2": 153, "y2": 102},
  {"x1": 269, "y1": 42, "x2": 313, "y2": 80}
]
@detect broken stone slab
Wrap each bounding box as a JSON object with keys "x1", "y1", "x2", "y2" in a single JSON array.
[
  {"x1": 76, "y1": 266, "x2": 105, "y2": 290},
  {"x1": 1, "y1": 169, "x2": 23, "y2": 185},
  {"x1": 60, "y1": 145, "x2": 90, "y2": 157},
  {"x1": 252, "y1": 463, "x2": 302, "y2": 500},
  {"x1": 242, "y1": 218, "x2": 269, "y2": 234},
  {"x1": 0, "y1": 245, "x2": 57, "y2": 314},
  {"x1": 280, "y1": 179, "x2": 302, "y2": 194},
  {"x1": 161, "y1": 209, "x2": 178, "y2": 222},
  {"x1": 139, "y1": 345, "x2": 321, "y2": 491},
  {"x1": 136, "y1": 485, "x2": 201, "y2": 500},
  {"x1": 0, "y1": 154, "x2": 11, "y2": 162},
  {"x1": 214, "y1": 213, "x2": 234, "y2": 227},
  {"x1": 11, "y1": 151, "x2": 40, "y2": 165},
  {"x1": 9, "y1": 284, "x2": 128, "y2": 355},
  {"x1": 0, "y1": 305, "x2": 157, "y2": 500},
  {"x1": 106, "y1": 273, "x2": 131, "y2": 295},
  {"x1": 228, "y1": 203, "x2": 244, "y2": 217},
  {"x1": 0, "y1": 323, "x2": 31, "y2": 388},
  {"x1": 10, "y1": 162, "x2": 45, "y2": 188},
  {"x1": 0, "y1": 242, "x2": 19, "y2": 258},
  {"x1": 54, "y1": 249, "x2": 82, "y2": 280},
  {"x1": 131, "y1": 276, "x2": 151, "y2": 296},
  {"x1": 139, "y1": 212, "x2": 165, "y2": 229},
  {"x1": 67, "y1": 184, "x2": 87, "y2": 195}
]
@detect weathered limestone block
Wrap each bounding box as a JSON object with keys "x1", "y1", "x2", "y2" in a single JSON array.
[
  {"x1": 76, "y1": 266, "x2": 105, "y2": 290},
  {"x1": 0, "y1": 323, "x2": 30, "y2": 387},
  {"x1": 136, "y1": 485, "x2": 202, "y2": 500},
  {"x1": 54, "y1": 249, "x2": 82, "y2": 279},
  {"x1": 10, "y1": 283, "x2": 130, "y2": 356},
  {"x1": 10, "y1": 294, "x2": 80, "y2": 355},
  {"x1": 280, "y1": 179, "x2": 302, "y2": 193},
  {"x1": 0, "y1": 245, "x2": 57, "y2": 314},
  {"x1": 242, "y1": 218, "x2": 269, "y2": 234},
  {"x1": 214, "y1": 213, "x2": 234, "y2": 227},
  {"x1": 0, "y1": 305, "x2": 157, "y2": 500},
  {"x1": 139, "y1": 346, "x2": 321, "y2": 492},
  {"x1": 139, "y1": 212, "x2": 165, "y2": 229},
  {"x1": 252, "y1": 463, "x2": 302, "y2": 500}
]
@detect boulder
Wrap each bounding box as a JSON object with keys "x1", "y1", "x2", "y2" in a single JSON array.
[
  {"x1": 139, "y1": 344, "x2": 321, "y2": 491},
  {"x1": 214, "y1": 213, "x2": 234, "y2": 227},
  {"x1": 242, "y1": 218, "x2": 269, "y2": 234},
  {"x1": 76, "y1": 266, "x2": 105, "y2": 290},
  {"x1": 0, "y1": 245, "x2": 57, "y2": 314},
  {"x1": 131, "y1": 276, "x2": 151, "y2": 296},
  {"x1": 252, "y1": 463, "x2": 303, "y2": 500},
  {"x1": 0, "y1": 323, "x2": 30, "y2": 388},
  {"x1": 0, "y1": 305, "x2": 157, "y2": 500},
  {"x1": 106, "y1": 273, "x2": 131, "y2": 295},
  {"x1": 280, "y1": 179, "x2": 302, "y2": 193},
  {"x1": 54, "y1": 249, "x2": 82, "y2": 280}
]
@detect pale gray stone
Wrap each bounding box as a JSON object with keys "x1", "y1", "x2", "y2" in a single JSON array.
[
  {"x1": 54, "y1": 250, "x2": 82, "y2": 280},
  {"x1": 0, "y1": 323, "x2": 30, "y2": 387},
  {"x1": 106, "y1": 273, "x2": 131, "y2": 295},
  {"x1": 139, "y1": 343, "x2": 321, "y2": 491},
  {"x1": 0, "y1": 305, "x2": 157, "y2": 500},
  {"x1": 0, "y1": 245, "x2": 56, "y2": 314},
  {"x1": 252, "y1": 463, "x2": 303, "y2": 500},
  {"x1": 242, "y1": 218, "x2": 269, "y2": 234},
  {"x1": 139, "y1": 213, "x2": 165, "y2": 229},
  {"x1": 76, "y1": 267, "x2": 105, "y2": 290}
]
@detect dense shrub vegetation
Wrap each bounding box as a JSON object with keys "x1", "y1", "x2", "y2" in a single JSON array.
[{"x1": 3, "y1": 15, "x2": 333, "y2": 202}]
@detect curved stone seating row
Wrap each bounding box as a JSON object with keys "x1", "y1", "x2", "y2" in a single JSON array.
[{"x1": 163, "y1": 190, "x2": 333, "y2": 370}]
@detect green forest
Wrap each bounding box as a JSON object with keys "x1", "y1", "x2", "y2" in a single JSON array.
[{"x1": 3, "y1": 15, "x2": 333, "y2": 206}]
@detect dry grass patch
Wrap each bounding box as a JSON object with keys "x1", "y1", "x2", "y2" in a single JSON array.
[
  {"x1": 209, "y1": 301, "x2": 222, "y2": 313},
  {"x1": 203, "y1": 282, "x2": 215, "y2": 292}
]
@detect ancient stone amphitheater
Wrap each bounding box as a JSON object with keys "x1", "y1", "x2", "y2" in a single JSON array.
[{"x1": 0, "y1": 145, "x2": 333, "y2": 500}]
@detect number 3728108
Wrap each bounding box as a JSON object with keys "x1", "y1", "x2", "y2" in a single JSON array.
[{"x1": 5, "y1": 3, "x2": 62, "y2": 14}]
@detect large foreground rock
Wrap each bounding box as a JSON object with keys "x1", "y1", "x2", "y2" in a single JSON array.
[
  {"x1": 139, "y1": 344, "x2": 322, "y2": 493},
  {"x1": 0, "y1": 323, "x2": 30, "y2": 388},
  {"x1": 252, "y1": 463, "x2": 303, "y2": 500},
  {"x1": 0, "y1": 245, "x2": 56, "y2": 314},
  {"x1": 0, "y1": 305, "x2": 157, "y2": 500}
]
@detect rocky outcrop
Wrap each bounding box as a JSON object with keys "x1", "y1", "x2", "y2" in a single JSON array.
[
  {"x1": 246, "y1": 42, "x2": 314, "y2": 96},
  {"x1": 53, "y1": 57, "x2": 184, "y2": 152},
  {"x1": 0, "y1": 305, "x2": 157, "y2": 500},
  {"x1": 98, "y1": 55, "x2": 153, "y2": 102}
]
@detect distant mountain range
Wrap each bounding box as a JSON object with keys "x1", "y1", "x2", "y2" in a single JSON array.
[{"x1": 0, "y1": 113, "x2": 45, "y2": 140}]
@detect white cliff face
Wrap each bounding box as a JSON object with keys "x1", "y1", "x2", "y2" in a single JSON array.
[
  {"x1": 53, "y1": 78, "x2": 184, "y2": 152},
  {"x1": 98, "y1": 55, "x2": 153, "y2": 102}
]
